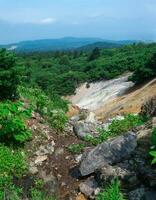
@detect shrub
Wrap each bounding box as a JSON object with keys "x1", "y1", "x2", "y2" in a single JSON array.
[
  {"x1": 0, "y1": 145, "x2": 27, "y2": 190},
  {"x1": 96, "y1": 180, "x2": 125, "y2": 200},
  {"x1": 0, "y1": 101, "x2": 32, "y2": 143},
  {"x1": 84, "y1": 114, "x2": 144, "y2": 145},
  {"x1": 48, "y1": 109, "x2": 68, "y2": 131},
  {"x1": 0, "y1": 185, "x2": 23, "y2": 200},
  {"x1": 0, "y1": 49, "x2": 20, "y2": 100},
  {"x1": 107, "y1": 114, "x2": 143, "y2": 135},
  {"x1": 68, "y1": 143, "x2": 86, "y2": 154},
  {"x1": 19, "y1": 86, "x2": 68, "y2": 131},
  {"x1": 31, "y1": 188, "x2": 56, "y2": 200}
]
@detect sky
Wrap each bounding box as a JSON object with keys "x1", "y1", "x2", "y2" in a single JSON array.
[{"x1": 0, "y1": 0, "x2": 156, "y2": 44}]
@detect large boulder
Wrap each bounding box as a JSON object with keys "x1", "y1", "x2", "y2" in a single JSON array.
[{"x1": 80, "y1": 132, "x2": 137, "y2": 176}]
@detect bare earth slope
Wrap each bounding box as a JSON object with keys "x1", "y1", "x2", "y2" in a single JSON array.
[
  {"x1": 68, "y1": 75, "x2": 156, "y2": 120},
  {"x1": 69, "y1": 74, "x2": 134, "y2": 111},
  {"x1": 96, "y1": 77, "x2": 156, "y2": 120}
]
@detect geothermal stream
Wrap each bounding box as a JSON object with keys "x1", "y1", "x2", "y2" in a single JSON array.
[{"x1": 69, "y1": 74, "x2": 134, "y2": 111}]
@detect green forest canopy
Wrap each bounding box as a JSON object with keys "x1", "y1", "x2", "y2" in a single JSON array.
[{"x1": 14, "y1": 42, "x2": 156, "y2": 96}]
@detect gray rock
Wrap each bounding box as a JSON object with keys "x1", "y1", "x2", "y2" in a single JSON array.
[
  {"x1": 29, "y1": 166, "x2": 38, "y2": 175},
  {"x1": 85, "y1": 112, "x2": 97, "y2": 124},
  {"x1": 79, "y1": 177, "x2": 100, "y2": 198},
  {"x1": 80, "y1": 132, "x2": 137, "y2": 176},
  {"x1": 73, "y1": 121, "x2": 97, "y2": 139},
  {"x1": 75, "y1": 154, "x2": 83, "y2": 163},
  {"x1": 144, "y1": 191, "x2": 156, "y2": 200},
  {"x1": 129, "y1": 187, "x2": 145, "y2": 200},
  {"x1": 55, "y1": 148, "x2": 64, "y2": 157},
  {"x1": 39, "y1": 170, "x2": 58, "y2": 194},
  {"x1": 152, "y1": 117, "x2": 156, "y2": 128},
  {"x1": 96, "y1": 164, "x2": 137, "y2": 186}
]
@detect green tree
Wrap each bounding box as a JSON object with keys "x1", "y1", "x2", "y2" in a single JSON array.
[
  {"x1": 0, "y1": 49, "x2": 19, "y2": 100},
  {"x1": 131, "y1": 52, "x2": 156, "y2": 83},
  {"x1": 59, "y1": 55, "x2": 70, "y2": 65},
  {"x1": 88, "y1": 47, "x2": 101, "y2": 61}
]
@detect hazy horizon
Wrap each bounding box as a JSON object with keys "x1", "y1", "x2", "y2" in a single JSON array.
[{"x1": 0, "y1": 0, "x2": 156, "y2": 44}]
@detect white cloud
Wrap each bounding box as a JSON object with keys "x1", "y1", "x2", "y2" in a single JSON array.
[
  {"x1": 32, "y1": 18, "x2": 56, "y2": 25},
  {"x1": 39, "y1": 18, "x2": 56, "y2": 24}
]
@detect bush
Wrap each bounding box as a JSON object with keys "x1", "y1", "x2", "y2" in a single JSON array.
[
  {"x1": 0, "y1": 145, "x2": 27, "y2": 189},
  {"x1": 96, "y1": 180, "x2": 125, "y2": 200},
  {"x1": 0, "y1": 101, "x2": 32, "y2": 143},
  {"x1": 19, "y1": 86, "x2": 68, "y2": 131},
  {"x1": 0, "y1": 49, "x2": 20, "y2": 100},
  {"x1": 68, "y1": 143, "x2": 85, "y2": 154},
  {"x1": 31, "y1": 188, "x2": 56, "y2": 200},
  {"x1": 0, "y1": 185, "x2": 23, "y2": 200},
  {"x1": 84, "y1": 114, "x2": 144, "y2": 145},
  {"x1": 48, "y1": 109, "x2": 68, "y2": 131}
]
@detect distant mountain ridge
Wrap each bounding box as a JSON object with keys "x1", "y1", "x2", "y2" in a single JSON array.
[{"x1": 0, "y1": 37, "x2": 144, "y2": 52}]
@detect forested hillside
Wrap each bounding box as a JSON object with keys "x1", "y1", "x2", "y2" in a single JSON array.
[{"x1": 18, "y1": 43, "x2": 156, "y2": 96}]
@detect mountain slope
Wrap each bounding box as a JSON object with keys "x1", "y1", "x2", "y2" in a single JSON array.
[
  {"x1": 0, "y1": 37, "x2": 103, "y2": 52},
  {"x1": 0, "y1": 37, "x2": 142, "y2": 52},
  {"x1": 77, "y1": 41, "x2": 123, "y2": 51}
]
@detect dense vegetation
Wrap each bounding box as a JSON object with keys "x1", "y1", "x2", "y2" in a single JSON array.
[{"x1": 17, "y1": 42, "x2": 156, "y2": 97}]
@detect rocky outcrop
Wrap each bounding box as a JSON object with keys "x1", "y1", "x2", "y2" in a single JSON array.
[
  {"x1": 80, "y1": 132, "x2": 137, "y2": 176},
  {"x1": 140, "y1": 96, "x2": 156, "y2": 117}
]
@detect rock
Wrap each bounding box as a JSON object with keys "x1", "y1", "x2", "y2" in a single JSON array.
[
  {"x1": 152, "y1": 117, "x2": 156, "y2": 128},
  {"x1": 29, "y1": 166, "x2": 38, "y2": 175},
  {"x1": 144, "y1": 191, "x2": 156, "y2": 200},
  {"x1": 85, "y1": 112, "x2": 97, "y2": 123},
  {"x1": 96, "y1": 163, "x2": 137, "y2": 186},
  {"x1": 137, "y1": 129, "x2": 151, "y2": 148},
  {"x1": 79, "y1": 177, "x2": 100, "y2": 199},
  {"x1": 35, "y1": 141, "x2": 55, "y2": 156},
  {"x1": 71, "y1": 115, "x2": 80, "y2": 122},
  {"x1": 55, "y1": 148, "x2": 64, "y2": 157},
  {"x1": 80, "y1": 132, "x2": 137, "y2": 176},
  {"x1": 39, "y1": 170, "x2": 58, "y2": 194},
  {"x1": 35, "y1": 155, "x2": 48, "y2": 164},
  {"x1": 129, "y1": 187, "x2": 146, "y2": 200},
  {"x1": 75, "y1": 154, "x2": 83, "y2": 163},
  {"x1": 140, "y1": 96, "x2": 156, "y2": 117},
  {"x1": 73, "y1": 121, "x2": 97, "y2": 139},
  {"x1": 76, "y1": 194, "x2": 87, "y2": 200},
  {"x1": 138, "y1": 165, "x2": 156, "y2": 187}
]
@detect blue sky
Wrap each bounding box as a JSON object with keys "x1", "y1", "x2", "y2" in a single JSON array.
[{"x1": 0, "y1": 0, "x2": 155, "y2": 44}]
